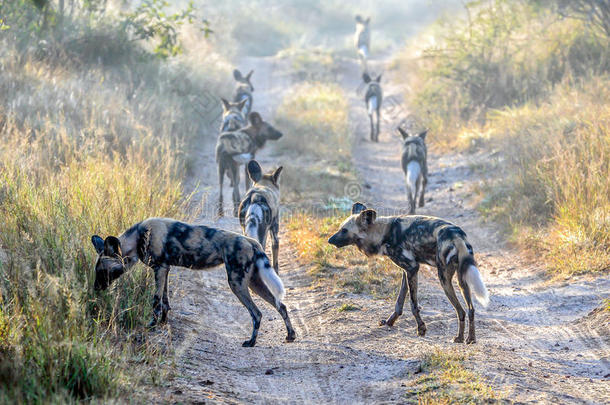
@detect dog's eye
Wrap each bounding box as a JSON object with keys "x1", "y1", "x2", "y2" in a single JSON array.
[{"x1": 341, "y1": 229, "x2": 348, "y2": 234}]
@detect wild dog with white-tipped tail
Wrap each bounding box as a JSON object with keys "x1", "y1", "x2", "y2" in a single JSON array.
[
  {"x1": 363, "y1": 72, "x2": 382, "y2": 142},
  {"x1": 328, "y1": 203, "x2": 489, "y2": 344},
  {"x1": 238, "y1": 160, "x2": 282, "y2": 274},
  {"x1": 354, "y1": 15, "x2": 371, "y2": 70},
  {"x1": 91, "y1": 218, "x2": 296, "y2": 347},
  {"x1": 398, "y1": 127, "x2": 428, "y2": 214}
]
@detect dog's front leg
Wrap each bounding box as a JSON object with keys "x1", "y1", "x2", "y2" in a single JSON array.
[
  {"x1": 407, "y1": 268, "x2": 426, "y2": 336},
  {"x1": 150, "y1": 264, "x2": 169, "y2": 327},
  {"x1": 271, "y1": 220, "x2": 280, "y2": 274},
  {"x1": 380, "y1": 270, "x2": 407, "y2": 327}
]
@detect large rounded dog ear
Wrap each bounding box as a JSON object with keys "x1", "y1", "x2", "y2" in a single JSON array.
[
  {"x1": 247, "y1": 160, "x2": 262, "y2": 183},
  {"x1": 246, "y1": 70, "x2": 253, "y2": 81},
  {"x1": 418, "y1": 129, "x2": 428, "y2": 140},
  {"x1": 375, "y1": 74, "x2": 382, "y2": 82},
  {"x1": 272, "y1": 166, "x2": 283, "y2": 184},
  {"x1": 355, "y1": 15, "x2": 363, "y2": 23},
  {"x1": 104, "y1": 236, "x2": 122, "y2": 257},
  {"x1": 351, "y1": 202, "x2": 367, "y2": 214},
  {"x1": 221, "y1": 97, "x2": 231, "y2": 112},
  {"x1": 365, "y1": 17, "x2": 371, "y2": 25},
  {"x1": 233, "y1": 69, "x2": 243, "y2": 81},
  {"x1": 91, "y1": 235, "x2": 104, "y2": 254},
  {"x1": 397, "y1": 127, "x2": 409, "y2": 139},
  {"x1": 357, "y1": 209, "x2": 377, "y2": 228},
  {"x1": 248, "y1": 112, "x2": 263, "y2": 128},
  {"x1": 236, "y1": 98, "x2": 248, "y2": 112},
  {"x1": 362, "y1": 72, "x2": 371, "y2": 83}
]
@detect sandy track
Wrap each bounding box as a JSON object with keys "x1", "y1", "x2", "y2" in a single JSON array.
[{"x1": 151, "y1": 54, "x2": 609, "y2": 404}]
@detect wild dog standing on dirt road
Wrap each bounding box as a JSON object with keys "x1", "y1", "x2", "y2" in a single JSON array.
[
  {"x1": 220, "y1": 97, "x2": 247, "y2": 132},
  {"x1": 328, "y1": 203, "x2": 489, "y2": 344},
  {"x1": 363, "y1": 72, "x2": 382, "y2": 142},
  {"x1": 238, "y1": 160, "x2": 283, "y2": 274},
  {"x1": 91, "y1": 218, "x2": 296, "y2": 347},
  {"x1": 398, "y1": 127, "x2": 428, "y2": 214},
  {"x1": 354, "y1": 15, "x2": 370, "y2": 71},
  {"x1": 216, "y1": 112, "x2": 283, "y2": 216},
  {"x1": 233, "y1": 69, "x2": 254, "y2": 116}
]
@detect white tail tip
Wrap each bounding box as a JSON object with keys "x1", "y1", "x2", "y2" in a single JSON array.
[{"x1": 465, "y1": 265, "x2": 490, "y2": 307}]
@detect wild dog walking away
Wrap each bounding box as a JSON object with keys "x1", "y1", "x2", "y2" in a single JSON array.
[
  {"x1": 328, "y1": 203, "x2": 489, "y2": 344},
  {"x1": 354, "y1": 15, "x2": 370, "y2": 71},
  {"x1": 220, "y1": 97, "x2": 247, "y2": 132},
  {"x1": 91, "y1": 218, "x2": 296, "y2": 347},
  {"x1": 238, "y1": 160, "x2": 283, "y2": 273},
  {"x1": 363, "y1": 72, "x2": 382, "y2": 142},
  {"x1": 216, "y1": 112, "x2": 283, "y2": 216},
  {"x1": 398, "y1": 127, "x2": 428, "y2": 214},
  {"x1": 233, "y1": 69, "x2": 254, "y2": 116}
]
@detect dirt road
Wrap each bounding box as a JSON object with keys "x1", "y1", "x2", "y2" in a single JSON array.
[{"x1": 151, "y1": 53, "x2": 610, "y2": 404}]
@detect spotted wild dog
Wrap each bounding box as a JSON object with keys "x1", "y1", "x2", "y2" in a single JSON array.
[
  {"x1": 233, "y1": 69, "x2": 254, "y2": 116},
  {"x1": 398, "y1": 127, "x2": 428, "y2": 214},
  {"x1": 216, "y1": 112, "x2": 283, "y2": 216},
  {"x1": 363, "y1": 72, "x2": 382, "y2": 142},
  {"x1": 354, "y1": 15, "x2": 371, "y2": 70},
  {"x1": 328, "y1": 203, "x2": 489, "y2": 344},
  {"x1": 238, "y1": 160, "x2": 282, "y2": 274},
  {"x1": 220, "y1": 97, "x2": 247, "y2": 132},
  {"x1": 91, "y1": 218, "x2": 296, "y2": 347}
]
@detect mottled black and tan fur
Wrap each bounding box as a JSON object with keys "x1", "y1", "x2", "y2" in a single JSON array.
[
  {"x1": 328, "y1": 203, "x2": 489, "y2": 344},
  {"x1": 220, "y1": 97, "x2": 247, "y2": 133},
  {"x1": 233, "y1": 69, "x2": 254, "y2": 116},
  {"x1": 363, "y1": 72, "x2": 382, "y2": 142},
  {"x1": 398, "y1": 127, "x2": 428, "y2": 214},
  {"x1": 238, "y1": 160, "x2": 282, "y2": 274},
  {"x1": 91, "y1": 218, "x2": 296, "y2": 347},
  {"x1": 216, "y1": 112, "x2": 283, "y2": 216}
]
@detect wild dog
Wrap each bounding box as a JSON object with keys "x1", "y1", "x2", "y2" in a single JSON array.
[
  {"x1": 354, "y1": 15, "x2": 371, "y2": 71},
  {"x1": 91, "y1": 218, "x2": 296, "y2": 347},
  {"x1": 328, "y1": 203, "x2": 489, "y2": 344},
  {"x1": 238, "y1": 160, "x2": 282, "y2": 274},
  {"x1": 220, "y1": 97, "x2": 247, "y2": 133},
  {"x1": 233, "y1": 69, "x2": 254, "y2": 116},
  {"x1": 363, "y1": 72, "x2": 382, "y2": 142},
  {"x1": 216, "y1": 112, "x2": 283, "y2": 216},
  {"x1": 398, "y1": 127, "x2": 428, "y2": 214}
]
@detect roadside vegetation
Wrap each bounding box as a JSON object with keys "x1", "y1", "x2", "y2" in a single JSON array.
[
  {"x1": 397, "y1": 0, "x2": 610, "y2": 276},
  {"x1": 406, "y1": 348, "x2": 501, "y2": 404},
  {"x1": 0, "y1": 1, "x2": 228, "y2": 402}
]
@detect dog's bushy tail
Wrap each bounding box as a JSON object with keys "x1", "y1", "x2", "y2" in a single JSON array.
[
  {"x1": 367, "y1": 94, "x2": 378, "y2": 115},
  {"x1": 455, "y1": 239, "x2": 490, "y2": 307},
  {"x1": 405, "y1": 160, "x2": 421, "y2": 213},
  {"x1": 254, "y1": 250, "x2": 285, "y2": 308}
]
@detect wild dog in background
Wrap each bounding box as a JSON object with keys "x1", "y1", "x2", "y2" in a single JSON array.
[
  {"x1": 220, "y1": 97, "x2": 247, "y2": 132},
  {"x1": 328, "y1": 203, "x2": 489, "y2": 344},
  {"x1": 91, "y1": 218, "x2": 296, "y2": 347},
  {"x1": 233, "y1": 69, "x2": 254, "y2": 116},
  {"x1": 354, "y1": 15, "x2": 371, "y2": 71},
  {"x1": 238, "y1": 160, "x2": 282, "y2": 274},
  {"x1": 216, "y1": 112, "x2": 283, "y2": 216},
  {"x1": 398, "y1": 127, "x2": 428, "y2": 214},
  {"x1": 363, "y1": 72, "x2": 382, "y2": 142}
]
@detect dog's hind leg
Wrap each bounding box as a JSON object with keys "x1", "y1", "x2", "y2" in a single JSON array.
[
  {"x1": 457, "y1": 274, "x2": 476, "y2": 344},
  {"x1": 249, "y1": 273, "x2": 296, "y2": 343},
  {"x1": 407, "y1": 269, "x2": 426, "y2": 336},
  {"x1": 228, "y1": 269, "x2": 261, "y2": 347},
  {"x1": 218, "y1": 163, "x2": 225, "y2": 217},
  {"x1": 270, "y1": 220, "x2": 280, "y2": 274},
  {"x1": 438, "y1": 266, "x2": 466, "y2": 343},
  {"x1": 230, "y1": 164, "x2": 241, "y2": 217},
  {"x1": 375, "y1": 108, "x2": 381, "y2": 142},
  {"x1": 380, "y1": 270, "x2": 408, "y2": 327},
  {"x1": 161, "y1": 267, "x2": 171, "y2": 322},
  {"x1": 418, "y1": 173, "x2": 427, "y2": 208}
]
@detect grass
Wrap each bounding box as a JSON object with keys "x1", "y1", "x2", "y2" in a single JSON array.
[
  {"x1": 398, "y1": 1, "x2": 610, "y2": 276},
  {"x1": 405, "y1": 348, "x2": 500, "y2": 404},
  {"x1": 338, "y1": 303, "x2": 360, "y2": 312},
  {"x1": 275, "y1": 81, "x2": 356, "y2": 203},
  {"x1": 0, "y1": 5, "x2": 229, "y2": 402},
  {"x1": 285, "y1": 213, "x2": 401, "y2": 299}
]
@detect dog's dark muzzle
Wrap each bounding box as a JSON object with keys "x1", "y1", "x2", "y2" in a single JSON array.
[{"x1": 328, "y1": 233, "x2": 349, "y2": 248}]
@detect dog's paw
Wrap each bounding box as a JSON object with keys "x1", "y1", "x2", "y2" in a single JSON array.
[
  {"x1": 285, "y1": 332, "x2": 296, "y2": 343},
  {"x1": 242, "y1": 339, "x2": 256, "y2": 347},
  {"x1": 417, "y1": 324, "x2": 427, "y2": 336},
  {"x1": 452, "y1": 335, "x2": 464, "y2": 343},
  {"x1": 466, "y1": 336, "x2": 476, "y2": 344}
]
